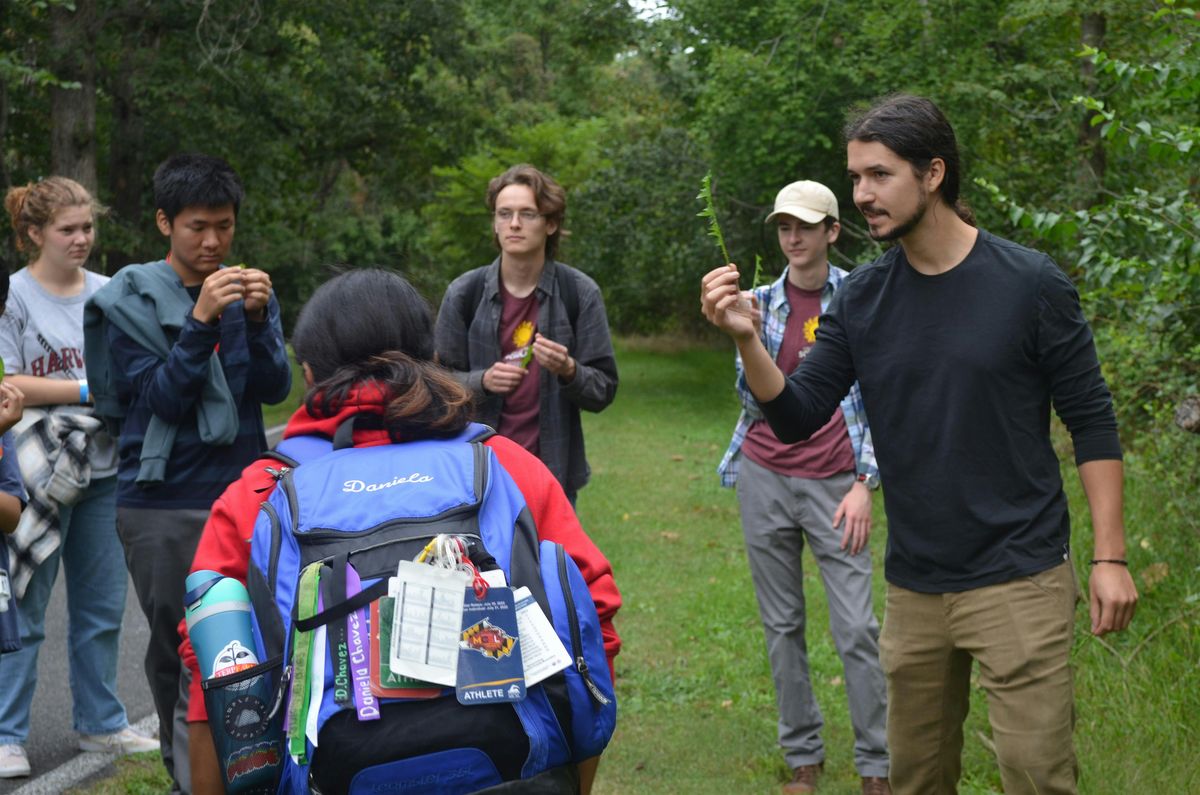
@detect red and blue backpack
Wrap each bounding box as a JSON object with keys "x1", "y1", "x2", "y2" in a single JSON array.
[{"x1": 201, "y1": 420, "x2": 615, "y2": 795}]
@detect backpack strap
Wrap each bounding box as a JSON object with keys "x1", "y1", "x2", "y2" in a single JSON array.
[
  {"x1": 453, "y1": 267, "x2": 488, "y2": 331},
  {"x1": 332, "y1": 413, "x2": 386, "y2": 450},
  {"x1": 554, "y1": 264, "x2": 580, "y2": 333},
  {"x1": 261, "y1": 449, "x2": 300, "y2": 469}
]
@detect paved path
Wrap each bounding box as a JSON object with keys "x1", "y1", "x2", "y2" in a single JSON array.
[
  {"x1": 0, "y1": 570, "x2": 160, "y2": 793},
  {"x1": 0, "y1": 426, "x2": 288, "y2": 793}
]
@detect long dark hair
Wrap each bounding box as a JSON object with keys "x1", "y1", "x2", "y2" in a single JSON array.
[
  {"x1": 291, "y1": 269, "x2": 472, "y2": 440},
  {"x1": 844, "y1": 94, "x2": 976, "y2": 226}
]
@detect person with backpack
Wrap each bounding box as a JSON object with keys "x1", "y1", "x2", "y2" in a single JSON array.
[
  {"x1": 180, "y1": 269, "x2": 621, "y2": 795},
  {"x1": 435, "y1": 164, "x2": 618, "y2": 505}
]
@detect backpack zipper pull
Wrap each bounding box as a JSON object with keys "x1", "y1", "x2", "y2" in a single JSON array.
[
  {"x1": 265, "y1": 466, "x2": 291, "y2": 482},
  {"x1": 575, "y1": 655, "x2": 612, "y2": 706}
]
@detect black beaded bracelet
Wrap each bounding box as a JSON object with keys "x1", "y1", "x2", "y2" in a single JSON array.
[{"x1": 1089, "y1": 559, "x2": 1128, "y2": 566}]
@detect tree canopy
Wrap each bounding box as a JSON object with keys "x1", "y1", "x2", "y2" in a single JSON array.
[{"x1": 2, "y1": 0, "x2": 1197, "y2": 435}]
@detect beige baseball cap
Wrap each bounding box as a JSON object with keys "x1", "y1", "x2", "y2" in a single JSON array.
[{"x1": 765, "y1": 180, "x2": 839, "y2": 224}]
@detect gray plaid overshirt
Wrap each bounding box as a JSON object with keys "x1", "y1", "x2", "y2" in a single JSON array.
[{"x1": 435, "y1": 258, "x2": 618, "y2": 494}]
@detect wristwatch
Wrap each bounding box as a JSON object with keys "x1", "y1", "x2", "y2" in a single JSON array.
[{"x1": 857, "y1": 472, "x2": 880, "y2": 491}]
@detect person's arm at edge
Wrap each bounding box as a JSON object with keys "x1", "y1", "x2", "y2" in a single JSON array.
[
  {"x1": 1034, "y1": 262, "x2": 1137, "y2": 634},
  {"x1": 245, "y1": 295, "x2": 292, "y2": 405},
  {"x1": 487, "y1": 434, "x2": 613, "y2": 794},
  {"x1": 731, "y1": 283, "x2": 776, "y2": 419},
  {"x1": 0, "y1": 433, "x2": 24, "y2": 533},
  {"x1": 701, "y1": 265, "x2": 786, "y2": 405},
  {"x1": 0, "y1": 494, "x2": 20, "y2": 534},
  {"x1": 1077, "y1": 459, "x2": 1137, "y2": 635},
  {"x1": 485, "y1": 434, "x2": 621, "y2": 672},
  {"x1": 3, "y1": 376, "x2": 87, "y2": 407},
  {"x1": 834, "y1": 409, "x2": 878, "y2": 555}
]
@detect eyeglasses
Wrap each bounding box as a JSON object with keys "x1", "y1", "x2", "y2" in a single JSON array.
[{"x1": 494, "y1": 209, "x2": 543, "y2": 223}]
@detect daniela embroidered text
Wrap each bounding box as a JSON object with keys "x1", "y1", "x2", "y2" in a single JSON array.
[{"x1": 342, "y1": 473, "x2": 434, "y2": 493}]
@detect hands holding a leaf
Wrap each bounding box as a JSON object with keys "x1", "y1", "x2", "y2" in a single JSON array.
[
  {"x1": 701, "y1": 264, "x2": 761, "y2": 342},
  {"x1": 484, "y1": 332, "x2": 576, "y2": 395},
  {"x1": 483, "y1": 361, "x2": 526, "y2": 395}
]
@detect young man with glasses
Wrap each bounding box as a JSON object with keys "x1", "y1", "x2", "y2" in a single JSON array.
[{"x1": 436, "y1": 164, "x2": 618, "y2": 505}]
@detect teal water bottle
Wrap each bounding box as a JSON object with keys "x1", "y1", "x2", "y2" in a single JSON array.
[{"x1": 185, "y1": 570, "x2": 260, "y2": 679}]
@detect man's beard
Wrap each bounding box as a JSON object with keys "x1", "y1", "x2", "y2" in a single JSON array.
[{"x1": 868, "y1": 188, "x2": 928, "y2": 242}]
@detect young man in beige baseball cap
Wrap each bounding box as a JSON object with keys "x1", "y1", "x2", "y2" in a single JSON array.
[{"x1": 716, "y1": 180, "x2": 890, "y2": 794}]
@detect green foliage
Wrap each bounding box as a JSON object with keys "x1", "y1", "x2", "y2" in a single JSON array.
[
  {"x1": 569, "y1": 126, "x2": 713, "y2": 334},
  {"x1": 422, "y1": 116, "x2": 615, "y2": 285},
  {"x1": 695, "y1": 171, "x2": 730, "y2": 265},
  {"x1": 982, "y1": 3, "x2": 1200, "y2": 431}
]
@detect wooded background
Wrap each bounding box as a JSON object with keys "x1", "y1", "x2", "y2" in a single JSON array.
[{"x1": 2, "y1": 0, "x2": 1198, "y2": 446}]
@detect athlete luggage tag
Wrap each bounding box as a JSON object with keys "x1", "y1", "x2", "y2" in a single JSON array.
[
  {"x1": 388, "y1": 537, "x2": 471, "y2": 687},
  {"x1": 456, "y1": 585, "x2": 525, "y2": 705},
  {"x1": 452, "y1": 536, "x2": 525, "y2": 705}
]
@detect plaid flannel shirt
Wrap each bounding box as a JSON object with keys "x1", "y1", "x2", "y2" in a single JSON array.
[{"x1": 717, "y1": 265, "x2": 878, "y2": 488}]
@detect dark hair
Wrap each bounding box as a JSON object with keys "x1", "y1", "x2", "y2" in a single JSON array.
[
  {"x1": 844, "y1": 94, "x2": 975, "y2": 225},
  {"x1": 4, "y1": 177, "x2": 103, "y2": 254},
  {"x1": 291, "y1": 269, "x2": 472, "y2": 440},
  {"x1": 486, "y1": 164, "x2": 567, "y2": 260},
  {"x1": 153, "y1": 153, "x2": 245, "y2": 225},
  {"x1": 0, "y1": 260, "x2": 9, "y2": 312}
]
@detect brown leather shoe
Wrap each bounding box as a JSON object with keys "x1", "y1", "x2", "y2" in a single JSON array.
[
  {"x1": 781, "y1": 762, "x2": 823, "y2": 794},
  {"x1": 861, "y1": 776, "x2": 892, "y2": 795}
]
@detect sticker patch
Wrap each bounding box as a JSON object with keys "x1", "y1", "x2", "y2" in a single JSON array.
[
  {"x1": 461, "y1": 618, "x2": 516, "y2": 660},
  {"x1": 223, "y1": 693, "x2": 272, "y2": 741}
]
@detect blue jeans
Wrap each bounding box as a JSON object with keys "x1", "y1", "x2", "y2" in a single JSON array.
[{"x1": 0, "y1": 475, "x2": 129, "y2": 743}]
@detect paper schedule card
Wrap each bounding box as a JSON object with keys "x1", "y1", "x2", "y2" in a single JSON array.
[
  {"x1": 389, "y1": 560, "x2": 469, "y2": 687},
  {"x1": 512, "y1": 586, "x2": 572, "y2": 687}
]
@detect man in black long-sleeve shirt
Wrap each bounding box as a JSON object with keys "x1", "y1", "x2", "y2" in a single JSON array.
[{"x1": 701, "y1": 95, "x2": 1137, "y2": 795}]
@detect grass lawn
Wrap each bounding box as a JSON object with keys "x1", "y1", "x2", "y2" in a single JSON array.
[
  {"x1": 579, "y1": 339, "x2": 1198, "y2": 794},
  {"x1": 86, "y1": 337, "x2": 1198, "y2": 794}
]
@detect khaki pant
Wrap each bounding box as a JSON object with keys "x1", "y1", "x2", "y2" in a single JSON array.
[{"x1": 880, "y1": 562, "x2": 1079, "y2": 794}]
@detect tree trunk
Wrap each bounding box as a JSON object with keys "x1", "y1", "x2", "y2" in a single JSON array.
[
  {"x1": 105, "y1": 46, "x2": 146, "y2": 274},
  {"x1": 49, "y1": 0, "x2": 99, "y2": 195},
  {"x1": 1077, "y1": 12, "x2": 1107, "y2": 208}
]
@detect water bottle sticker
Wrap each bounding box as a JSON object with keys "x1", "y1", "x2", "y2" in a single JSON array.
[{"x1": 211, "y1": 639, "x2": 259, "y2": 679}]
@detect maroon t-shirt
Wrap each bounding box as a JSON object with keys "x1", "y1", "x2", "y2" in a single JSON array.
[
  {"x1": 496, "y1": 281, "x2": 541, "y2": 455},
  {"x1": 741, "y1": 280, "x2": 855, "y2": 478}
]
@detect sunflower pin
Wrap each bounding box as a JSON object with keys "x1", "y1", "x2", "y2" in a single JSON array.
[{"x1": 513, "y1": 321, "x2": 536, "y2": 368}]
